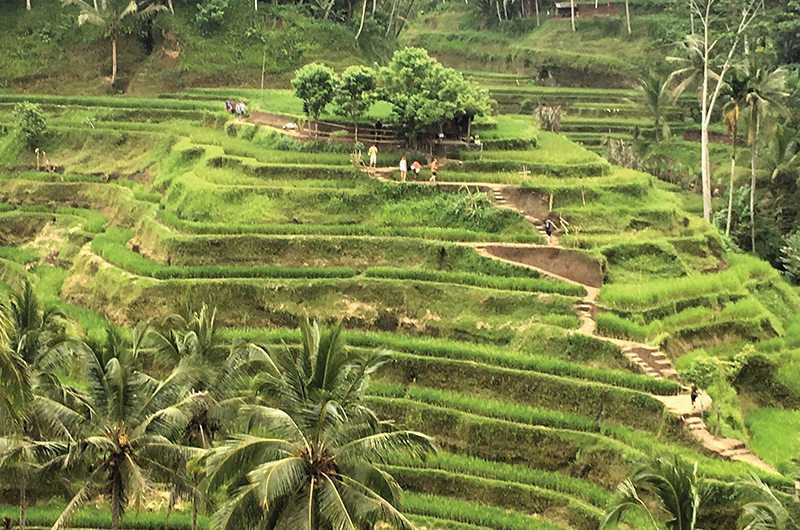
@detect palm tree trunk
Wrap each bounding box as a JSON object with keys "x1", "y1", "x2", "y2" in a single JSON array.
[
  {"x1": 112, "y1": 478, "x2": 121, "y2": 530},
  {"x1": 372, "y1": 0, "x2": 377, "y2": 15},
  {"x1": 503, "y1": 0, "x2": 508, "y2": 20},
  {"x1": 19, "y1": 481, "x2": 26, "y2": 530},
  {"x1": 111, "y1": 38, "x2": 118, "y2": 87},
  {"x1": 25, "y1": 0, "x2": 31, "y2": 10},
  {"x1": 750, "y1": 109, "x2": 759, "y2": 252},
  {"x1": 495, "y1": 0, "x2": 502, "y2": 22},
  {"x1": 167, "y1": 0, "x2": 174, "y2": 13},
  {"x1": 726, "y1": 125, "x2": 737, "y2": 236},
  {"x1": 570, "y1": 0, "x2": 575, "y2": 31},
  {"x1": 534, "y1": 0, "x2": 539, "y2": 26},
  {"x1": 254, "y1": 0, "x2": 258, "y2": 10},
  {"x1": 624, "y1": 0, "x2": 631, "y2": 34},
  {"x1": 355, "y1": 0, "x2": 368, "y2": 40},
  {"x1": 192, "y1": 491, "x2": 199, "y2": 530},
  {"x1": 354, "y1": 121, "x2": 359, "y2": 143}
]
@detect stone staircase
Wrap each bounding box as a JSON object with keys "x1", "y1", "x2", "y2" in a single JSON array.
[
  {"x1": 620, "y1": 344, "x2": 680, "y2": 381},
  {"x1": 364, "y1": 170, "x2": 781, "y2": 476}
]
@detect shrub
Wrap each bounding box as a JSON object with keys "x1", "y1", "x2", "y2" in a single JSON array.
[
  {"x1": 779, "y1": 230, "x2": 800, "y2": 283},
  {"x1": 13, "y1": 101, "x2": 47, "y2": 148},
  {"x1": 195, "y1": 0, "x2": 229, "y2": 34}
]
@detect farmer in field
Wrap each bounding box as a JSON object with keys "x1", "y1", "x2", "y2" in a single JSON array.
[
  {"x1": 399, "y1": 156, "x2": 408, "y2": 181},
  {"x1": 411, "y1": 160, "x2": 422, "y2": 181},
  {"x1": 429, "y1": 158, "x2": 438, "y2": 182},
  {"x1": 368, "y1": 144, "x2": 378, "y2": 168},
  {"x1": 544, "y1": 218, "x2": 554, "y2": 244}
]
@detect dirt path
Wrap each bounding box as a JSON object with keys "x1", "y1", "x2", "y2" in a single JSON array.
[{"x1": 363, "y1": 166, "x2": 779, "y2": 475}]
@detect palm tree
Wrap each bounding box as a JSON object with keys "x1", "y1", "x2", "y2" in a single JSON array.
[
  {"x1": 602, "y1": 455, "x2": 711, "y2": 529},
  {"x1": 640, "y1": 69, "x2": 672, "y2": 144},
  {"x1": 737, "y1": 474, "x2": 800, "y2": 529},
  {"x1": 203, "y1": 319, "x2": 436, "y2": 530},
  {"x1": 721, "y1": 69, "x2": 749, "y2": 236},
  {"x1": 148, "y1": 305, "x2": 251, "y2": 530},
  {"x1": 50, "y1": 325, "x2": 197, "y2": 530},
  {"x1": 761, "y1": 123, "x2": 800, "y2": 184},
  {"x1": 0, "y1": 281, "x2": 83, "y2": 530},
  {"x1": 61, "y1": 0, "x2": 166, "y2": 86},
  {"x1": 0, "y1": 308, "x2": 29, "y2": 420},
  {"x1": 743, "y1": 59, "x2": 788, "y2": 252}
]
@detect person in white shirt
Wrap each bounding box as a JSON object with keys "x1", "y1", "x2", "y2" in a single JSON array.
[{"x1": 399, "y1": 156, "x2": 407, "y2": 182}]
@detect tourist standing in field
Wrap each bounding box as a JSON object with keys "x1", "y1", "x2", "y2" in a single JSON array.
[
  {"x1": 429, "y1": 158, "x2": 438, "y2": 182},
  {"x1": 368, "y1": 145, "x2": 378, "y2": 168},
  {"x1": 399, "y1": 156, "x2": 407, "y2": 181},
  {"x1": 411, "y1": 160, "x2": 422, "y2": 181}
]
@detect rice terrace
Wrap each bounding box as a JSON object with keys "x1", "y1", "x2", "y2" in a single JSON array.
[{"x1": 2, "y1": 0, "x2": 800, "y2": 528}]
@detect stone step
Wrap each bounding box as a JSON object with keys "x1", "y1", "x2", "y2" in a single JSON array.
[
  {"x1": 660, "y1": 368, "x2": 679, "y2": 380},
  {"x1": 650, "y1": 351, "x2": 667, "y2": 360},
  {"x1": 654, "y1": 358, "x2": 673, "y2": 367}
]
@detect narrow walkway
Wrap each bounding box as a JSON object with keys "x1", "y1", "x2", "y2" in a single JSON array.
[{"x1": 362, "y1": 165, "x2": 778, "y2": 475}]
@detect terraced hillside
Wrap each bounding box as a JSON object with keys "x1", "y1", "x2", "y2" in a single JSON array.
[{"x1": 1, "y1": 92, "x2": 799, "y2": 529}]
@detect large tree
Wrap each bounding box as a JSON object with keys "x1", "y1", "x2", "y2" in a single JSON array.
[
  {"x1": 62, "y1": 0, "x2": 166, "y2": 87},
  {"x1": 49, "y1": 326, "x2": 196, "y2": 530},
  {"x1": 333, "y1": 65, "x2": 376, "y2": 143},
  {"x1": 0, "y1": 281, "x2": 83, "y2": 530},
  {"x1": 204, "y1": 319, "x2": 436, "y2": 530},
  {"x1": 671, "y1": 0, "x2": 760, "y2": 223},
  {"x1": 148, "y1": 305, "x2": 250, "y2": 530},
  {"x1": 721, "y1": 68, "x2": 749, "y2": 236},
  {"x1": 742, "y1": 58, "x2": 787, "y2": 253},
  {"x1": 378, "y1": 47, "x2": 492, "y2": 144},
  {"x1": 640, "y1": 69, "x2": 672, "y2": 144},
  {"x1": 292, "y1": 62, "x2": 338, "y2": 138}
]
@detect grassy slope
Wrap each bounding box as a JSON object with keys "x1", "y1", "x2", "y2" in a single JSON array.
[{"x1": 0, "y1": 0, "x2": 385, "y2": 94}]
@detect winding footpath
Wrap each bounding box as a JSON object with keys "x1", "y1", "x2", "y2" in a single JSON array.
[{"x1": 365, "y1": 167, "x2": 778, "y2": 475}]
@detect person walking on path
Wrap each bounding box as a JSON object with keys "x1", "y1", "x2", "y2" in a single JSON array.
[
  {"x1": 429, "y1": 158, "x2": 438, "y2": 182},
  {"x1": 411, "y1": 160, "x2": 422, "y2": 181},
  {"x1": 544, "y1": 218, "x2": 554, "y2": 245},
  {"x1": 399, "y1": 157, "x2": 407, "y2": 182},
  {"x1": 691, "y1": 385, "x2": 699, "y2": 409},
  {"x1": 368, "y1": 145, "x2": 378, "y2": 169}
]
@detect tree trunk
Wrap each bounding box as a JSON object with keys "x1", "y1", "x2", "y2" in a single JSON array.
[
  {"x1": 726, "y1": 125, "x2": 737, "y2": 236},
  {"x1": 111, "y1": 38, "x2": 118, "y2": 87},
  {"x1": 192, "y1": 491, "x2": 199, "y2": 530},
  {"x1": 496, "y1": 0, "x2": 502, "y2": 22},
  {"x1": 25, "y1": 0, "x2": 31, "y2": 10},
  {"x1": 750, "y1": 108, "x2": 759, "y2": 253},
  {"x1": 354, "y1": 121, "x2": 359, "y2": 143},
  {"x1": 385, "y1": 0, "x2": 399, "y2": 35},
  {"x1": 570, "y1": 0, "x2": 575, "y2": 32},
  {"x1": 534, "y1": 0, "x2": 539, "y2": 26},
  {"x1": 654, "y1": 117, "x2": 660, "y2": 144},
  {"x1": 699, "y1": 21, "x2": 712, "y2": 222},
  {"x1": 19, "y1": 481, "x2": 26, "y2": 530},
  {"x1": 372, "y1": 0, "x2": 377, "y2": 15},
  {"x1": 624, "y1": 0, "x2": 631, "y2": 34},
  {"x1": 254, "y1": 0, "x2": 258, "y2": 10},
  {"x1": 395, "y1": 0, "x2": 416, "y2": 37},
  {"x1": 261, "y1": 46, "x2": 267, "y2": 90},
  {"x1": 355, "y1": 0, "x2": 368, "y2": 40},
  {"x1": 111, "y1": 477, "x2": 121, "y2": 530},
  {"x1": 167, "y1": 0, "x2": 174, "y2": 13},
  {"x1": 503, "y1": 0, "x2": 508, "y2": 20}
]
